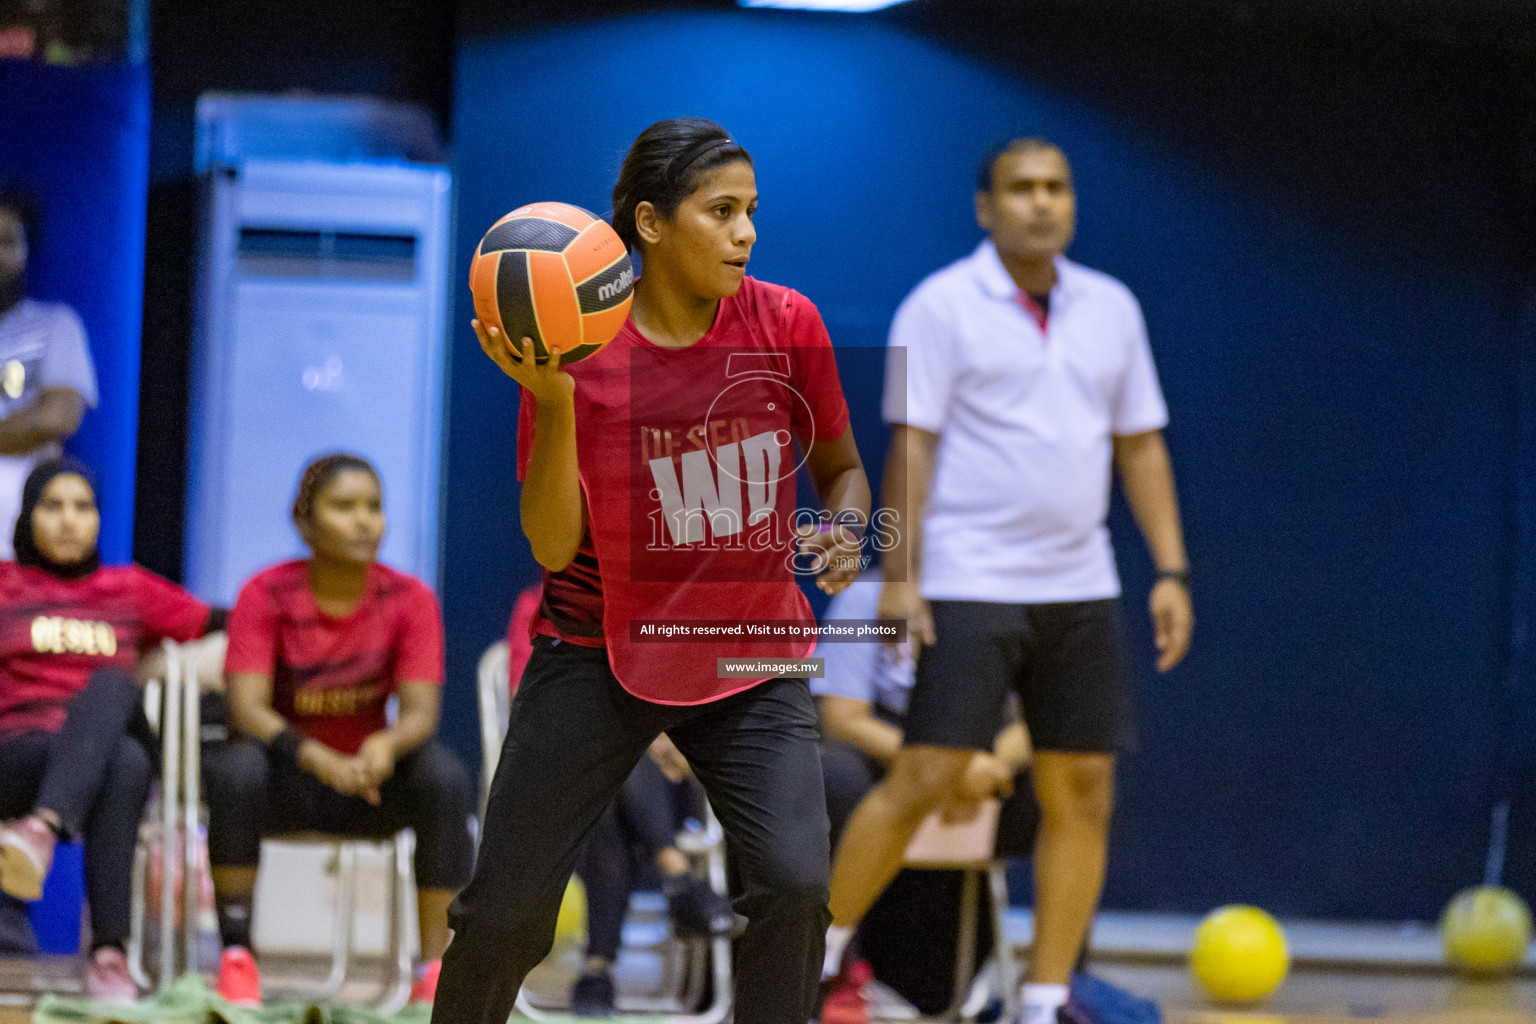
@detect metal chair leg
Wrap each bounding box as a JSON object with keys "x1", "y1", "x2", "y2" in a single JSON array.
[
  {"x1": 181, "y1": 652, "x2": 202, "y2": 975},
  {"x1": 319, "y1": 844, "x2": 357, "y2": 999},
  {"x1": 515, "y1": 986, "x2": 555, "y2": 1022},
  {"x1": 377, "y1": 834, "x2": 415, "y2": 1013},
  {"x1": 695, "y1": 805, "x2": 733, "y2": 1024},
  {"x1": 157, "y1": 642, "x2": 182, "y2": 993},
  {"x1": 943, "y1": 868, "x2": 982, "y2": 1021},
  {"x1": 988, "y1": 861, "x2": 1018, "y2": 1022},
  {"x1": 127, "y1": 838, "x2": 152, "y2": 990}
]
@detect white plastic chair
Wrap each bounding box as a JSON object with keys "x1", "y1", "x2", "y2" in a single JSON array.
[
  {"x1": 901, "y1": 798, "x2": 1018, "y2": 1022},
  {"x1": 259, "y1": 829, "x2": 416, "y2": 1011},
  {"x1": 475, "y1": 641, "x2": 512, "y2": 818},
  {"x1": 476, "y1": 640, "x2": 732, "y2": 1023}
]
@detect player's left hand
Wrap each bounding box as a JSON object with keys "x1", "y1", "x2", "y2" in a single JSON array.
[
  {"x1": 796, "y1": 522, "x2": 863, "y2": 596},
  {"x1": 1150, "y1": 578, "x2": 1193, "y2": 672}
]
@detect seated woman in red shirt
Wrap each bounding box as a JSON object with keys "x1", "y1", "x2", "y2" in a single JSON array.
[
  {"x1": 0, "y1": 459, "x2": 219, "y2": 1000},
  {"x1": 204, "y1": 453, "x2": 472, "y2": 1008}
]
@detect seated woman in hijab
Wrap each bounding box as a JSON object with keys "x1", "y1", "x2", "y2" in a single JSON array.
[{"x1": 0, "y1": 459, "x2": 224, "y2": 1001}]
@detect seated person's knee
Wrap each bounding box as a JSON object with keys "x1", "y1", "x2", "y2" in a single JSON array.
[
  {"x1": 403, "y1": 742, "x2": 473, "y2": 813},
  {"x1": 203, "y1": 740, "x2": 270, "y2": 805},
  {"x1": 108, "y1": 735, "x2": 152, "y2": 788}
]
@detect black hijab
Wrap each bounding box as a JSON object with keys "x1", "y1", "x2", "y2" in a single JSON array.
[{"x1": 14, "y1": 458, "x2": 100, "y2": 579}]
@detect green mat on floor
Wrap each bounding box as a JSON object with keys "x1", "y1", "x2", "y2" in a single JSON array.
[
  {"x1": 31, "y1": 975, "x2": 431, "y2": 1024},
  {"x1": 30, "y1": 974, "x2": 668, "y2": 1024}
]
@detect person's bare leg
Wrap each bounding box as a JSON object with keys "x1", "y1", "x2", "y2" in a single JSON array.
[
  {"x1": 1028, "y1": 752, "x2": 1114, "y2": 984},
  {"x1": 211, "y1": 867, "x2": 258, "y2": 899},
  {"x1": 211, "y1": 866, "x2": 260, "y2": 955},
  {"x1": 416, "y1": 888, "x2": 455, "y2": 961},
  {"x1": 826, "y1": 745, "x2": 973, "y2": 927}
]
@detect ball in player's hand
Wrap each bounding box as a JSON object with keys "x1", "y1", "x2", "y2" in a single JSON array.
[{"x1": 469, "y1": 202, "x2": 633, "y2": 366}]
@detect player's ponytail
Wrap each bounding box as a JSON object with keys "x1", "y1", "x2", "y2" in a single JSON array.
[{"x1": 611, "y1": 118, "x2": 753, "y2": 254}]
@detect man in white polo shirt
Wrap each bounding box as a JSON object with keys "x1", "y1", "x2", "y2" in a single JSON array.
[
  {"x1": 0, "y1": 185, "x2": 97, "y2": 559},
  {"x1": 820, "y1": 139, "x2": 1192, "y2": 1024}
]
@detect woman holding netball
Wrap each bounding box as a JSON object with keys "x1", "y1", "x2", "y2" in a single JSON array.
[{"x1": 433, "y1": 119, "x2": 869, "y2": 1024}]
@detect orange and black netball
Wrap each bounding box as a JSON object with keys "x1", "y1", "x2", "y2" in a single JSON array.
[{"x1": 469, "y1": 202, "x2": 634, "y2": 366}]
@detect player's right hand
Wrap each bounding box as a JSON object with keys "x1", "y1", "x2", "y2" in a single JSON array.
[
  {"x1": 877, "y1": 579, "x2": 935, "y2": 656},
  {"x1": 473, "y1": 319, "x2": 574, "y2": 404}
]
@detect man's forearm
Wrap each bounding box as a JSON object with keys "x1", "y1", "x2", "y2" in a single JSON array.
[
  {"x1": 0, "y1": 388, "x2": 84, "y2": 457},
  {"x1": 839, "y1": 716, "x2": 904, "y2": 765},
  {"x1": 1114, "y1": 431, "x2": 1188, "y2": 571},
  {"x1": 882, "y1": 426, "x2": 933, "y2": 583},
  {"x1": 821, "y1": 696, "x2": 904, "y2": 764},
  {"x1": 0, "y1": 407, "x2": 65, "y2": 456}
]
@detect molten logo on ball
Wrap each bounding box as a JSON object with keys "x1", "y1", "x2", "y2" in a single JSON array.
[{"x1": 598, "y1": 268, "x2": 634, "y2": 304}]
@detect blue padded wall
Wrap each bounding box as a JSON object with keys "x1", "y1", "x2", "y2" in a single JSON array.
[{"x1": 0, "y1": 59, "x2": 149, "y2": 565}]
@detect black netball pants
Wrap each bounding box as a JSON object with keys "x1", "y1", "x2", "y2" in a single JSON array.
[{"x1": 432, "y1": 637, "x2": 831, "y2": 1024}]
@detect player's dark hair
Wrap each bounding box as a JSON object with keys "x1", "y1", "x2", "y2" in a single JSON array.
[
  {"x1": 292, "y1": 453, "x2": 380, "y2": 524},
  {"x1": 0, "y1": 181, "x2": 42, "y2": 251},
  {"x1": 976, "y1": 137, "x2": 1067, "y2": 192},
  {"x1": 612, "y1": 118, "x2": 753, "y2": 254}
]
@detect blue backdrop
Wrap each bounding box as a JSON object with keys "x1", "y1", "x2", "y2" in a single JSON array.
[
  {"x1": 0, "y1": 59, "x2": 149, "y2": 565},
  {"x1": 443, "y1": 11, "x2": 1527, "y2": 919}
]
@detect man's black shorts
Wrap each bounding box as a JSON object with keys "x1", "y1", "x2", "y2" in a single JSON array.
[{"x1": 902, "y1": 598, "x2": 1131, "y2": 754}]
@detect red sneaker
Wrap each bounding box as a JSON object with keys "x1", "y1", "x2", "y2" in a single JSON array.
[
  {"x1": 0, "y1": 816, "x2": 56, "y2": 902},
  {"x1": 410, "y1": 958, "x2": 441, "y2": 1004},
  {"x1": 820, "y1": 959, "x2": 872, "y2": 1024},
  {"x1": 216, "y1": 946, "x2": 262, "y2": 1007}
]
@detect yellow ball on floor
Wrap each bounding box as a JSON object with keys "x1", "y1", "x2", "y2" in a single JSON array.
[
  {"x1": 554, "y1": 876, "x2": 588, "y2": 948},
  {"x1": 1442, "y1": 886, "x2": 1532, "y2": 976},
  {"x1": 1190, "y1": 905, "x2": 1290, "y2": 1003}
]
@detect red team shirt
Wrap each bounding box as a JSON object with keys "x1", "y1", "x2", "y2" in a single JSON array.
[
  {"x1": 517, "y1": 276, "x2": 851, "y2": 705},
  {"x1": 0, "y1": 563, "x2": 210, "y2": 735},
  {"x1": 224, "y1": 560, "x2": 444, "y2": 755}
]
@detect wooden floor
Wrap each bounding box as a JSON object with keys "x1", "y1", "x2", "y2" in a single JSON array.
[
  {"x1": 4, "y1": 955, "x2": 1536, "y2": 1023},
  {"x1": 1097, "y1": 962, "x2": 1536, "y2": 1023}
]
